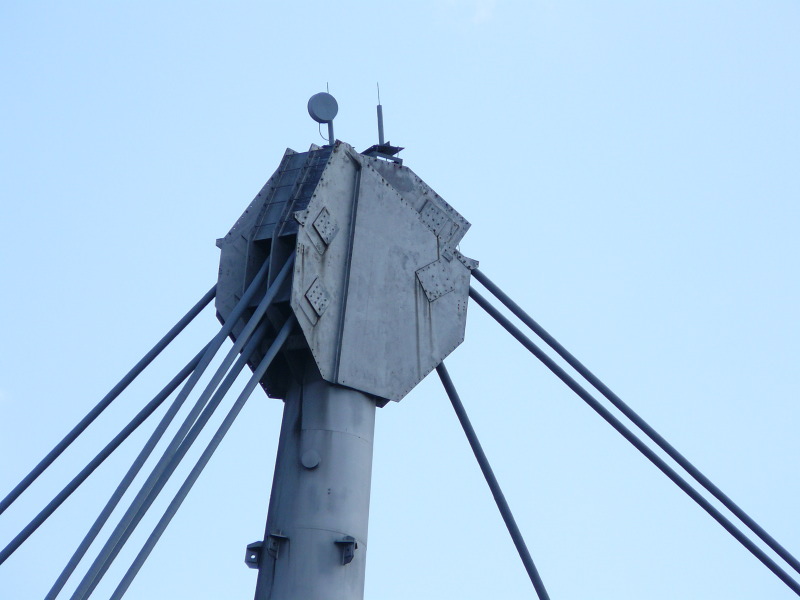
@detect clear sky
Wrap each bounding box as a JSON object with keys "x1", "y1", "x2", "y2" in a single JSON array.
[{"x1": 1, "y1": 2, "x2": 799, "y2": 599}]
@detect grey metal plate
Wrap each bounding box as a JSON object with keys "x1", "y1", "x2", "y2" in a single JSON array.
[
  {"x1": 305, "y1": 278, "x2": 331, "y2": 317},
  {"x1": 335, "y1": 163, "x2": 441, "y2": 399},
  {"x1": 366, "y1": 155, "x2": 471, "y2": 257},
  {"x1": 415, "y1": 258, "x2": 456, "y2": 302},
  {"x1": 290, "y1": 143, "x2": 472, "y2": 402},
  {"x1": 220, "y1": 141, "x2": 473, "y2": 403},
  {"x1": 291, "y1": 145, "x2": 361, "y2": 384}
]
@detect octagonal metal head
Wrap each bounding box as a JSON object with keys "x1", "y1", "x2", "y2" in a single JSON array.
[{"x1": 216, "y1": 141, "x2": 475, "y2": 403}]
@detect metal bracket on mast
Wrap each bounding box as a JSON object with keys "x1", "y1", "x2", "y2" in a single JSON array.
[
  {"x1": 334, "y1": 536, "x2": 358, "y2": 565},
  {"x1": 245, "y1": 529, "x2": 289, "y2": 570},
  {"x1": 267, "y1": 531, "x2": 289, "y2": 559},
  {"x1": 245, "y1": 541, "x2": 263, "y2": 569}
]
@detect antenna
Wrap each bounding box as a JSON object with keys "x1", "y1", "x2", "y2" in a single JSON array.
[
  {"x1": 362, "y1": 85, "x2": 404, "y2": 165},
  {"x1": 376, "y1": 83, "x2": 385, "y2": 145},
  {"x1": 307, "y1": 92, "x2": 338, "y2": 145}
]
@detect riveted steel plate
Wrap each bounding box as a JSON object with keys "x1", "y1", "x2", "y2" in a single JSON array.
[
  {"x1": 289, "y1": 143, "x2": 474, "y2": 402},
  {"x1": 419, "y1": 200, "x2": 452, "y2": 238},
  {"x1": 291, "y1": 145, "x2": 360, "y2": 380},
  {"x1": 367, "y1": 158, "x2": 470, "y2": 257},
  {"x1": 312, "y1": 207, "x2": 338, "y2": 247},
  {"x1": 305, "y1": 277, "x2": 330, "y2": 317},
  {"x1": 335, "y1": 164, "x2": 440, "y2": 397},
  {"x1": 293, "y1": 208, "x2": 309, "y2": 226},
  {"x1": 416, "y1": 259, "x2": 455, "y2": 302}
]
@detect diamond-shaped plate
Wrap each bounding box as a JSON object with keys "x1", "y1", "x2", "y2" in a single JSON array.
[
  {"x1": 416, "y1": 259, "x2": 455, "y2": 302},
  {"x1": 419, "y1": 200, "x2": 452, "y2": 237},
  {"x1": 313, "y1": 206, "x2": 338, "y2": 246},
  {"x1": 305, "y1": 278, "x2": 330, "y2": 317}
]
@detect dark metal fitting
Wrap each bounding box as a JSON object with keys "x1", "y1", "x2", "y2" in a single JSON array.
[
  {"x1": 267, "y1": 531, "x2": 289, "y2": 559},
  {"x1": 334, "y1": 535, "x2": 358, "y2": 565},
  {"x1": 245, "y1": 541, "x2": 263, "y2": 569}
]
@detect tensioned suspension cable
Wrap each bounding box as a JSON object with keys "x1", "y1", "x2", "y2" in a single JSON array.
[
  {"x1": 75, "y1": 320, "x2": 269, "y2": 600},
  {"x1": 67, "y1": 264, "x2": 268, "y2": 600},
  {"x1": 71, "y1": 257, "x2": 293, "y2": 600},
  {"x1": 46, "y1": 343, "x2": 212, "y2": 600},
  {"x1": 109, "y1": 316, "x2": 296, "y2": 600},
  {"x1": 469, "y1": 286, "x2": 800, "y2": 597},
  {"x1": 0, "y1": 285, "x2": 216, "y2": 517},
  {"x1": 436, "y1": 363, "x2": 550, "y2": 600},
  {"x1": 0, "y1": 343, "x2": 209, "y2": 567},
  {"x1": 472, "y1": 268, "x2": 800, "y2": 577},
  {"x1": 50, "y1": 266, "x2": 266, "y2": 598}
]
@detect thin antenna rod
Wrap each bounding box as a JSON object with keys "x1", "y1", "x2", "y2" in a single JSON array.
[{"x1": 376, "y1": 83, "x2": 385, "y2": 145}]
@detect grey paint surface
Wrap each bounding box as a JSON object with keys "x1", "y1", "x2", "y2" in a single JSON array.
[
  {"x1": 253, "y1": 361, "x2": 376, "y2": 600},
  {"x1": 291, "y1": 142, "x2": 475, "y2": 402},
  {"x1": 213, "y1": 140, "x2": 477, "y2": 599},
  {"x1": 217, "y1": 140, "x2": 475, "y2": 403}
]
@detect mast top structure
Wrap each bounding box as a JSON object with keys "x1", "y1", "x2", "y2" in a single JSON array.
[
  {"x1": 4, "y1": 90, "x2": 798, "y2": 600},
  {"x1": 213, "y1": 92, "x2": 476, "y2": 600},
  {"x1": 215, "y1": 92, "x2": 476, "y2": 404}
]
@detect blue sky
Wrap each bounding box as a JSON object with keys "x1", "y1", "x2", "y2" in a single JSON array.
[{"x1": 1, "y1": 2, "x2": 799, "y2": 598}]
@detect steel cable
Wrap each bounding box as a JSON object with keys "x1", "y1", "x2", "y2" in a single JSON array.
[
  {"x1": 469, "y1": 285, "x2": 800, "y2": 597},
  {"x1": 109, "y1": 316, "x2": 295, "y2": 600},
  {"x1": 0, "y1": 285, "x2": 216, "y2": 517},
  {"x1": 472, "y1": 267, "x2": 800, "y2": 577},
  {"x1": 0, "y1": 343, "x2": 209, "y2": 567},
  {"x1": 76, "y1": 321, "x2": 268, "y2": 599},
  {"x1": 45, "y1": 341, "x2": 212, "y2": 600},
  {"x1": 70, "y1": 257, "x2": 292, "y2": 600},
  {"x1": 437, "y1": 363, "x2": 551, "y2": 600}
]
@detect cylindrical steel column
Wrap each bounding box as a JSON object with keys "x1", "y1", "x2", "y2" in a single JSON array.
[{"x1": 254, "y1": 359, "x2": 377, "y2": 600}]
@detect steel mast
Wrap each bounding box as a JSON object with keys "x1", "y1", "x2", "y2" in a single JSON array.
[{"x1": 214, "y1": 93, "x2": 475, "y2": 599}]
